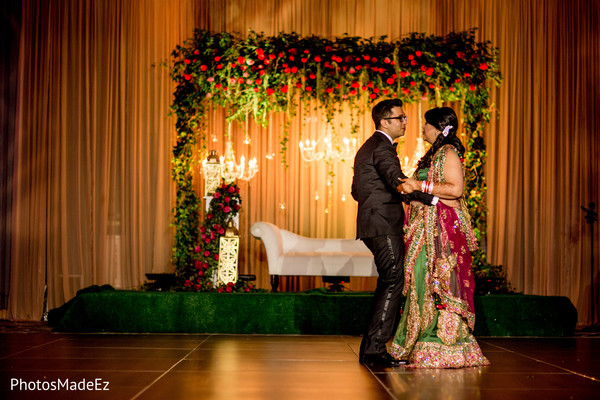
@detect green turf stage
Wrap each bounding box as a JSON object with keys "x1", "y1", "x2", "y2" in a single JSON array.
[{"x1": 48, "y1": 286, "x2": 577, "y2": 337}]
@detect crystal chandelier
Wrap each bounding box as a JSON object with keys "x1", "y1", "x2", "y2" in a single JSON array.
[
  {"x1": 221, "y1": 139, "x2": 258, "y2": 183},
  {"x1": 298, "y1": 128, "x2": 357, "y2": 164}
]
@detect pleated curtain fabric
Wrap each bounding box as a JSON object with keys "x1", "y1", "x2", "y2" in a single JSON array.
[{"x1": 7, "y1": 0, "x2": 599, "y2": 325}]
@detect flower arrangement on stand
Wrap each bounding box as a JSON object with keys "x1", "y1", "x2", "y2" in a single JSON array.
[{"x1": 178, "y1": 181, "x2": 254, "y2": 292}]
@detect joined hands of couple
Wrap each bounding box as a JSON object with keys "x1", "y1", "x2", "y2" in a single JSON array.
[{"x1": 396, "y1": 178, "x2": 420, "y2": 195}]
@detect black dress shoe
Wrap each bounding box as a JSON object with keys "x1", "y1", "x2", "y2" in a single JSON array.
[{"x1": 360, "y1": 352, "x2": 408, "y2": 367}]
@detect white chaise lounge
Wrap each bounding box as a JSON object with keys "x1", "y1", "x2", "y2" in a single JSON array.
[{"x1": 250, "y1": 221, "x2": 377, "y2": 291}]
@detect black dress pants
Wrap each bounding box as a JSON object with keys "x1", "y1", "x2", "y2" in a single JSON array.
[{"x1": 360, "y1": 235, "x2": 405, "y2": 356}]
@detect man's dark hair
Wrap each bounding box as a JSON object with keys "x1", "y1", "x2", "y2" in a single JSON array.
[{"x1": 372, "y1": 99, "x2": 404, "y2": 129}]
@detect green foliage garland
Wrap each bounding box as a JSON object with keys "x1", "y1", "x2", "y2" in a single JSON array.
[{"x1": 169, "y1": 28, "x2": 502, "y2": 287}]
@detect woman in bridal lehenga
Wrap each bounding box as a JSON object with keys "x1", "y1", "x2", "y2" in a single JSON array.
[{"x1": 391, "y1": 107, "x2": 490, "y2": 368}]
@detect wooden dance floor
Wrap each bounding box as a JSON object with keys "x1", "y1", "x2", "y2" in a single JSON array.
[{"x1": 0, "y1": 323, "x2": 598, "y2": 399}]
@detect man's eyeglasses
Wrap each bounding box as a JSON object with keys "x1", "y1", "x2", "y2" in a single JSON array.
[{"x1": 384, "y1": 115, "x2": 407, "y2": 122}]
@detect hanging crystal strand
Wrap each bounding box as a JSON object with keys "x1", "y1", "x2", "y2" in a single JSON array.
[{"x1": 244, "y1": 114, "x2": 251, "y2": 145}]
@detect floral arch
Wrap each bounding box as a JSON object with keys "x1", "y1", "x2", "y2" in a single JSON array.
[{"x1": 169, "y1": 29, "x2": 502, "y2": 290}]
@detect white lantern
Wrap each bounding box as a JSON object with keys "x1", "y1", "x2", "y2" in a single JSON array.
[
  {"x1": 217, "y1": 221, "x2": 239, "y2": 285},
  {"x1": 203, "y1": 150, "x2": 222, "y2": 197}
]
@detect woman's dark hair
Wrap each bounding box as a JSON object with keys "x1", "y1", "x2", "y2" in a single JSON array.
[{"x1": 415, "y1": 107, "x2": 465, "y2": 172}]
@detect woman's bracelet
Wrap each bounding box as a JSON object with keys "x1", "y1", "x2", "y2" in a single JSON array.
[{"x1": 421, "y1": 180, "x2": 434, "y2": 194}]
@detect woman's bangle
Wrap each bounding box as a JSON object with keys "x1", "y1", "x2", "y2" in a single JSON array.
[{"x1": 421, "y1": 180, "x2": 434, "y2": 194}]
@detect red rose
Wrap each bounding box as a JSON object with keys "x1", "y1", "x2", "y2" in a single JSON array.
[
  {"x1": 214, "y1": 192, "x2": 221, "y2": 199},
  {"x1": 314, "y1": 56, "x2": 321, "y2": 62},
  {"x1": 184, "y1": 59, "x2": 191, "y2": 64},
  {"x1": 480, "y1": 63, "x2": 489, "y2": 70},
  {"x1": 369, "y1": 93, "x2": 377, "y2": 99},
  {"x1": 214, "y1": 254, "x2": 219, "y2": 260},
  {"x1": 198, "y1": 270, "x2": 204, "y2": 276},
  {"x1": 195, "y1": 245, "x2": 201, "y2": 252},
  {"x1": 237, "y1": 56, "x2": 245, "y2": 64},
  {"x1": 223, "y1": 206, "x2": 231, "y2": 213},
  {"x1": 386, "y1": 78, "x2": 394, "y2": 85},
  {"x1": 184, "y1": 280, "x2": 192, "y2": 287},
  {"x1": 469, "y1": 84, "x2": 476, "y2": 91},
  {"x1": 408, "y1": 55, "x2": 414, "y2": 60},
  {"x1": 464, "y1": 72, "x2": 471, "y2": 77},
  {"x1": 349, "y1": 89, "x2": 357, "y2": 95},
  {"x1": 217, "y1": 288, "x2": 224, "y2": 293},
  {"x1": 244, "y1": 287, "x2": 250, "y2": 292},
  {"x1": 410, "y1": 81, "x2": 416, "y2": 86},
  {"x1": 400, "y1": 71, "x2": 409, "y2": 78},
  {"x1": 228, "y1": 186, "x2": 236, "y2": 193},
  {"x1": 326, "y1": 87, "x2": 333, "y2": 93},
  {"x1": 415, "y1": 51, "x2": 422, "y2": 57},
  {"x1": 214, "y1": 56, "x2": 221, "y2": 62},
  {"x1": 194, "y1": 50, "x2": 200, "y2": 55},
  {"x1": 227, "y1": 282, "x2": 235, "y2": 287},
  {"x1": 184, "y1": 74, "x2": 191, "y2": 80},
  {"x1": 351, "y1": 82, "x2": 359, "y2": 88},
  {"x1": 281, "y1": 85, "x2": 288, "y2": 93},
  {"x1": 204, "y1": 250, "x2": 210, "y2": 257},
  {"x1": 194, "y1": 284, "x2": 201, "y2": 290},
  {"x1": 219, "y1": 228, "x2": 225, "y2": 235},
  {"x1": 216, "y1": 64, "x2": 223, "y2": 69},
  {"x1": 195, "y1": 260, "x2": 202, "y2": 269},
  {"x1": 207, "y1": 213, "x2": 213, "y2": 219},
  {"x1": 301, "y1": 58, "x2": 307, "y2": 63},
  {"x1": 226, "y1": 286, "x2": 233, "y2": 293},
  {"x1": 402, "y1": 88, "x2": 410, "y2": 94},
  {"x1": 266, "y1": 88, "x2": 275, "y2": 95}
]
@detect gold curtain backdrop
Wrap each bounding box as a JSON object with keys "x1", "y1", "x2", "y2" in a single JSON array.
[{"x1": 9, "y1": 0, "x2": 599, "y2": 325}]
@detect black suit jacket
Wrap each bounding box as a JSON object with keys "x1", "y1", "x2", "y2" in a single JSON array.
[{"x1": 351, "y1": 131, "x2": 435, "y2": 239}]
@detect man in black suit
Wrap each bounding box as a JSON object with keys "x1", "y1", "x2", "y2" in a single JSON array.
[{"x1": 352, "y1": 99, "x2": 436, "y2": 367}]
